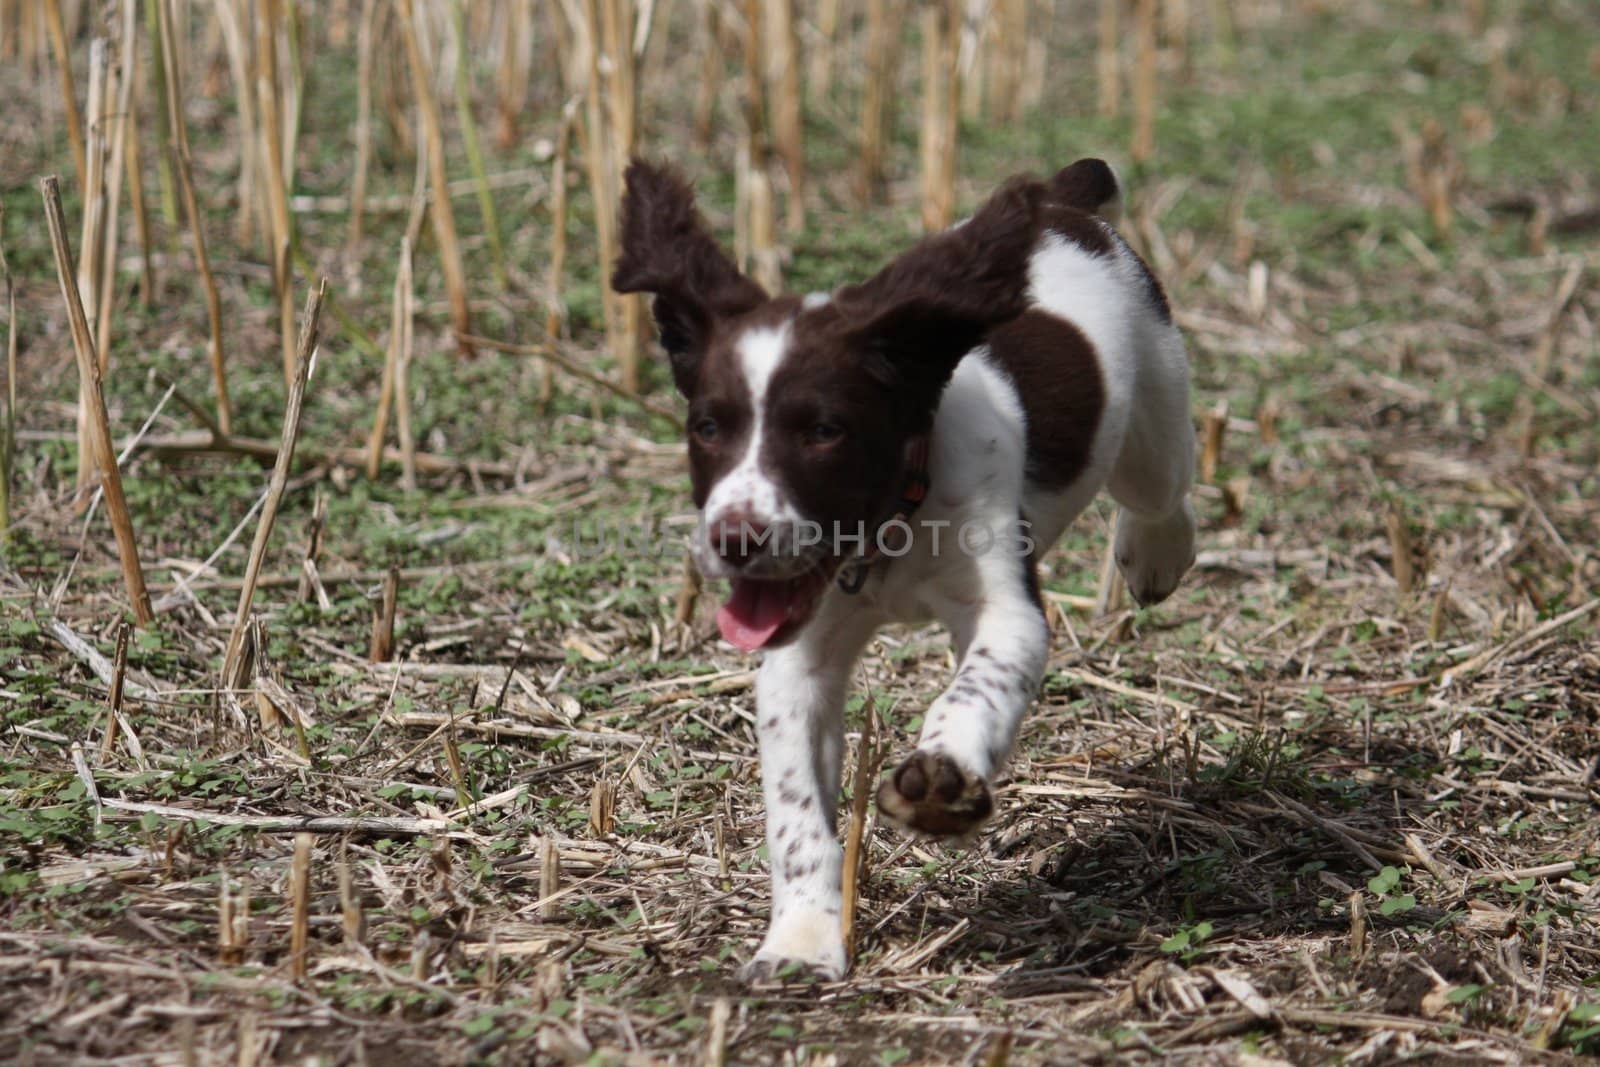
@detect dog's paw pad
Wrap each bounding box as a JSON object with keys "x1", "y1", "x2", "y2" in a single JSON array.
[
  {"x1": 875, "y1": 750, "x2": 992, "y2": 836},
  {"x1": 738, "y1": 955, "x2": 841, "y2": 985}
]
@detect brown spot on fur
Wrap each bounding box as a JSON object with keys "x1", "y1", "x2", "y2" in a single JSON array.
[{"x1": 986, "y1": 309, "x2": 1105, "y2": 491}]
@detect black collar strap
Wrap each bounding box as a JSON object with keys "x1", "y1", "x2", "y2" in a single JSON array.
[{"x1": 837, "y1": 435, "x2": 931, "y2": 595}]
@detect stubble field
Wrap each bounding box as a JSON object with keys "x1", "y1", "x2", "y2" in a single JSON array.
[{"x1": 1, "y1": 1, "x2": 1598, "y2": 1063}]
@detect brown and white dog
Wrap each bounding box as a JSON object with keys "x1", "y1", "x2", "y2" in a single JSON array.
[{"x1": 613, "y1": 158, "x2": 1196, "y2": 981}]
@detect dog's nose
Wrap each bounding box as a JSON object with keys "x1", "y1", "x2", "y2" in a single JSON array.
[{"x1": 709, "y1": 512, "x2": 773, "y2": 568}]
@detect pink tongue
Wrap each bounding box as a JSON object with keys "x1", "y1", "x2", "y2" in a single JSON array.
[{"x1": 716, "y1": 579, "x2": 794, "y2": 651}]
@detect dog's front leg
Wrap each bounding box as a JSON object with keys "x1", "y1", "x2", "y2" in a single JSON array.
[
  {"x1": 739, "y1": 610, "x2": 876, "y2": 982},
  {"x1": 876, "y1": 555, "x2": 1049, "y2": 836}
]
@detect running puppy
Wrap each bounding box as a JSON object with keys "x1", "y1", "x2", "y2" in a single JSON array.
[{"x1": 613, "y1": 158, "x2": 1196, "y2": 981}]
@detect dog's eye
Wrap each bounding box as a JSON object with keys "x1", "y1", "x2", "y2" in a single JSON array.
[
  {"x1": 691, "y1": 418, "x2": 720, "y2": 444},
  {"x1": 803, "y1": 422, "x2": 845, "y2": 446}
]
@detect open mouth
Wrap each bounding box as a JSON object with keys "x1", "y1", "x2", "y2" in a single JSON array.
[{"x1": 715, "y1": 562, "x2": 840, "y2": 651}]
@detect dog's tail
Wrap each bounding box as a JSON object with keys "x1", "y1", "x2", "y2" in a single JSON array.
[{"x1": 1048, "y1": 158, "x2": 1122, "y2": 224}]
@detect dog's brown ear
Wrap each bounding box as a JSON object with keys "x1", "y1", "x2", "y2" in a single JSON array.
[
  {"x1": 834, "y1": 176, "x2": 1042, "y2": 418},
  {"x1": 612, "y1": 160, "x2": 768, "y2": 395}
]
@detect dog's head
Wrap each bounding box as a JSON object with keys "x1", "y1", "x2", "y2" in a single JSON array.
[{"x1": 613, "y1": 161, "x2": 1040, "y2": 650}]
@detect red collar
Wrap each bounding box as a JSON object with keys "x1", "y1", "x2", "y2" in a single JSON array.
[{"x1": 837, "y1": 436, "x2": 931, "y2": 594}]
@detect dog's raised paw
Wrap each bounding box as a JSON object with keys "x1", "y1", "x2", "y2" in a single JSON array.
[{"x1": 875, "y1": 750, "x2": 993, "y2": 836}]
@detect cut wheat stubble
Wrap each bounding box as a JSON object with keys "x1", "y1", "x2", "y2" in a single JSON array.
[
  {"x1": 841, "y1": 700, "x2": 881, "y2": 964},
  {"x1": 449, "y1": 0, "x2": 509, "y2": 293},
  {"x1": 213, "y1": 0, "x2": 262, "y2": 248},
  {"x1": 43, "y1": 0, "x2": 87, "y2": 191},
  {"x1": 253, "y1": 0, "x2": 299, "y2": 385},
  {"x1": 0, "y1": 201, "x2": 16, "y2": 543},
  {"x1": 1131, "y1": 0, "x2": 1158, "y2": 162},
  {"x1": 369, "y1": 565, "x2": 399, "y2": 662},
  {"x1": 856, "y1": 0, "x2": 901, "y2": 204},
  {"x1": 288, "y1": 832, "x2": 313, "y2": 980},
  {"x1": 221, "y1": 280, "x2": 327, "y2": 691},
  {"x1": 73, "y1": 38, "x2": 110, "y2": 497},
  {"x1": 397, "y1": 0, "x2": 474, "y2": 357},
  {"x1": 156, "y1": 0, "x2": 232, "y2": 434},
  {"x1": 917, "y1": 0, "x2": 960, "y2": 232},
  {"x1": 39, "y1": 175, "x2": 154, "y2": 627},
  {"x1": 94, "y1": 1, "x2": 140, "y2": 367},
  {"x1": 365, "y1": 235, "x2": 416, "y2": 484},
  {"x1": 763, "y1": 0, "x2": 804, "y2": 232},
  {"x1": 346, "y1": 0, "x2": 379, "y2": 255},
  {"x1": 542, "y1": 96, "x2": 581, "y2": 403},
  {"x1": 1097, "y1": 0, "x2": 1121, "y2": 118}
]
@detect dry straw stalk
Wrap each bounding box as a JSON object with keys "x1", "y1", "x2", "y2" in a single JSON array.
[
  {"x1": 96, "y1": 0, "x2": 141, "y2": 364},
  {"x1": 840, "y1": 700, "x2": 878, "y2": 961},
  {"x1": 1199, "y1": 399, "x2": 1228, "y2": 484},
  {"x1": 39, "y1": 175, "x2": 154, "y2": 626},
  {"x1": 691, "y1": 0, "x2": 721, "y2": 147},
  {"x1": 346, "y1": 0, "x2": 378, "y2": 253},
  {"x1": 991, "y1": 0, "x2": 1028, "y2": 122},
  {"x1": 221, "y1": 279, "x2": 327, "y2": 689},
  {"x1": 156, "y1": 0, "x2": 232, "y2": 433},
  {"x1": 77, "y1": 38, "x2": 108, "y2": 358},
  {"x1": 255, "y1": 0, "x2": 300, "y2": 384},
  {"x1": 1097, "y1": 0, "x2": 1121, "y2": 118},
  {"x1": 449, "y1": 0, "x2": 509, "y2": 292},
  {"x1": 369, "y1": 565, "x2": 399, "y2": 661},
  {"x1": 398, "y1": 0, "x2": 475, "y2": 357},
  {"x1": 764, "y1": 0, "x2": 804, "y2": 231},
  {"x1": 123, "y1": 59, "x2": 156, "y2": 307},
  {"x1": 1131, "y1": 0, "x2": 1158, "y2": 162},
  {"x1": 857, "y1": 0, "x2": 900, "y2": 204},
  {"x1": 43, "y1": 0, "x2": 87, "y2": 191},
  {"x1": 393, "y1": 238, "x2": 418, "y2": 488},
  {"x1": 560, "y1": 0, "x2": 647, "y2": 391},
  {"x1": 98, "y1": 622, "x2": 132, "y2": 763},
  {"x1": 365, "y1": 235, "x2": 415, "y2": 483},
  {"x1": 543, "y1": 98, "x2": 581, "y2": 401},
  {"x1": 1386, "y1": 501, "x2": 1415, "y2": 596},
  {"x1": 918, "y1": 0, "x2": 961, "y2": 232},
  {"x1": 73, "y1": 38, "x2": 110, "y2": 495},
  {"x1": 289, "y1": 832, "x2": 313, "y2": 980},
  {"x1": 494, "y1": 0, "x2": 537, "y2": 149},
  {"x1": 142, "y1": 0, "x2": 180, "y2": 227},
  {"x1": 808, "y1": 0, "x2": 840, "y2": 105},
  {"x1": 0, "y1": 203, "x2": 16, "y2": 543},
  {"x1": 213, "y1": 0, "x2": 264, "y2": 247}
]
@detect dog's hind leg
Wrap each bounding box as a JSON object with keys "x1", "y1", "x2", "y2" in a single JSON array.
[
  {"x1": 1108, "y1": 322, "x2": 1196, "y2": 606},
  {"x1": 740, "y1": 599, "x2": 881, "y2": 983}
]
